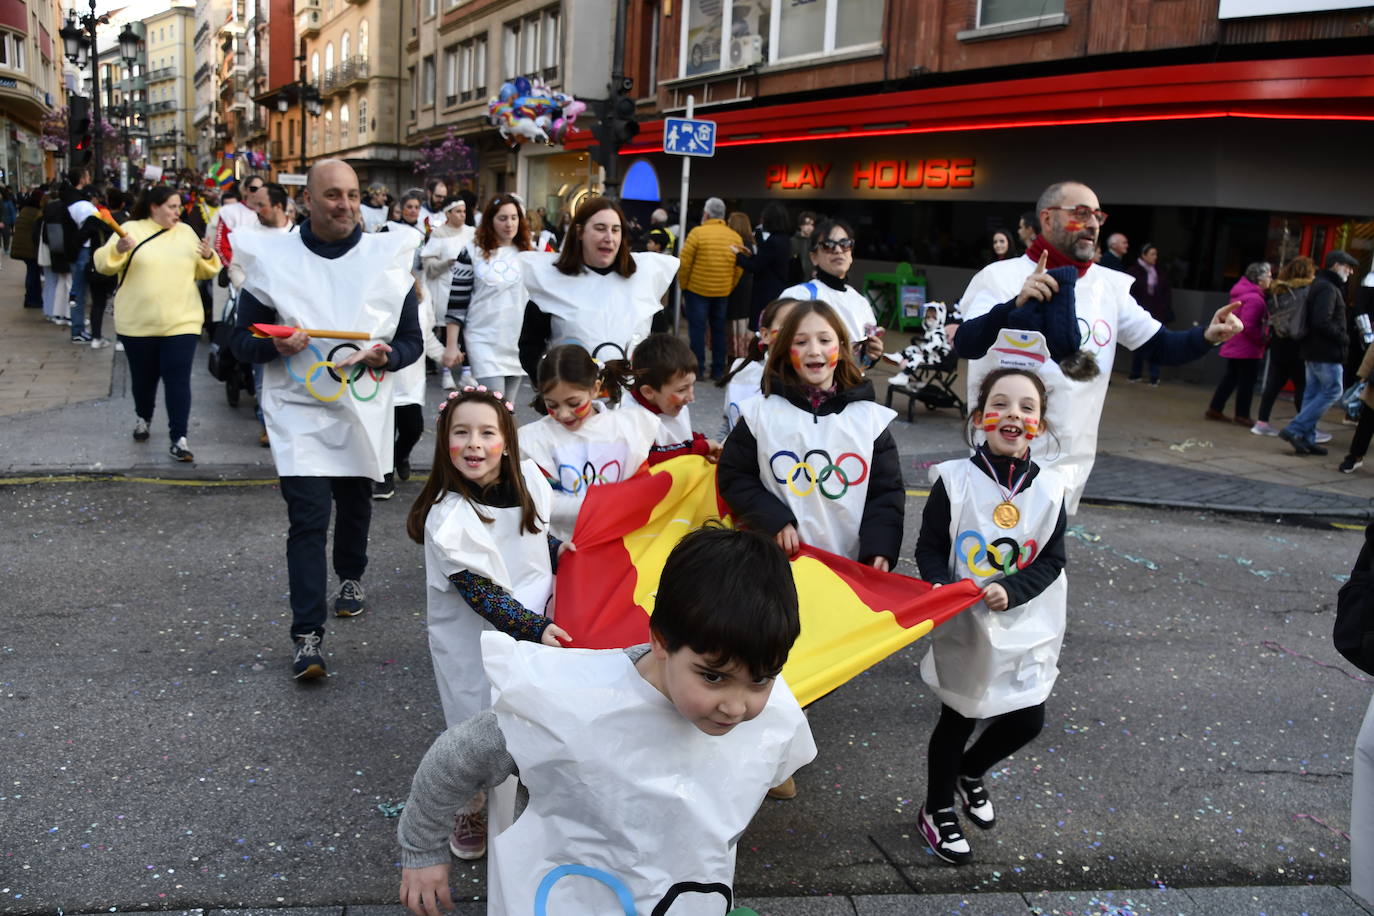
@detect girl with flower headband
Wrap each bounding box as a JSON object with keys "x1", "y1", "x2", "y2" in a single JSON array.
[
  {"x1": 517, "y1": 344, "x2": 660, "y2": 540},
  {"x1": 405, "y1": 384, "x2": 572, "y2": 862}
]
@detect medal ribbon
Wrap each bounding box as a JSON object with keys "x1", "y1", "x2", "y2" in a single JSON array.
[{"x1": 977, "y1": 448, "x2": 1032, "y2": 507}]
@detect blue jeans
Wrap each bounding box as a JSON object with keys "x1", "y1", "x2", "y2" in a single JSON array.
[
  {"x1": 1285, "y1": 361, "x2": 1343, "y2": 444},
  {"x1": 683, "y1": 290, "x2": 728, "y2": 378},
  {"x1": 67, "y1": 246, "x2": 91, "y2": 337}
]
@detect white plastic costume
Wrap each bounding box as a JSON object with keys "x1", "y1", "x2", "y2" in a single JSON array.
[
  {"x1": 483, "y1": 632, "x2": 816, "y2": 916},
  {"x1": 518, "y1": 402, "x2": 659, "y2": 540},
  {"x1": 622, "y1": 392, "x2": 696, "y2": 451},
  {"x1": 419, "y1": 225, "x2": 476, "y2": 311},
  {"x1": 780, "y1": 278, "x2": 878, "y2": 346},
  {"x1": 738, "y1": 394, "x2": 896, "y2": 560},
  {"x1": 520, "y1": 251, "x2": 679, "y2": 363},
  {"x1": 423, "y1": 459, "x2": 554, "y2": 726},
  {"x1": 919, "y1": 458, "x2": 1068, "y2": 719},
  {"x1": 392, "y1": 280, "x2": 446, "y2": 409},
  {"x1": 960, "y1": 257, "x2": 1161, "y2": 512},
  {"x1": 722, "y1": 359, "x2": 763, "y2": 435},
  {"x1": 464, "y1": 243, "x2": 528, "y2": 380},
  {"x1": 234, "y1": 229, "x2": 416, "y2": 480}
]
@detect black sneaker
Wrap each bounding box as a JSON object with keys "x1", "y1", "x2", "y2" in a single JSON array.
[
  {"x1": 957, "y1": 775, "x2": 995, "y2": 829},
  {"x1": 1278, "y1": 427, "x2": 1312, "y2": 455},
  {"x1": 372, "y1": 474, "x2": 396, "y2": 500},
  {"x1": 1340, "y1": 456, "x2": 1364, "y2": 474},
  {"x1": 918, "y1": 805, "x2": 972, "y2": 865},
  {"x1": 397, "y1": 459, "x2": 411, "y2": 482},
  {"x1": 334, "y1": 578, "x2": 366, "y2": 617},
  {"x1": 71, "y1": 331, "x2": 93, "y2": 343},
  {"x1": 169, "y1": 437, "x2": 194, "y2": 462},
  {"x1": 132, "y1": 418, "x2": 150, "y2": 441},
  {"x1": 1306, "y1": 442, "x2": 1329, "y2": 457},
  {"x1": 292, "y1": 632, "x2": 327, "y2": 680}
]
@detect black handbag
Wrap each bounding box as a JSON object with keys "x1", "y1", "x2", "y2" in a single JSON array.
[{"x1": 1334, "y1": 525, "x2": 1374, "y2": 675}]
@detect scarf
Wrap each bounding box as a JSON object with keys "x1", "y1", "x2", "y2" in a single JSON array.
[
  {"x1": 802, "y1": 383, "x2": 838, "y2": 410},
  {"x1": 1025, "y1": 235, "x2": 1093, "y2": 279},
  {"x1": 1137, "y1": 258, "x2": 1158, "y2": 294}
]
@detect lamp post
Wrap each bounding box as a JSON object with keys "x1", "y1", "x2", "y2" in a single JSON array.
[
  {"x1": 59, "y1": 0, "x2": 122, "y2": 182},
  {"x1": 274, "y1": 56, "x2": 321, "y2": 175},
  {"x1": 109, "y1": 24, "x2": 140, "y2": 187}
]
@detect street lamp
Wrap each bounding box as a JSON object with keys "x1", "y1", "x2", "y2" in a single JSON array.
[
  {"x1": 59, "y1": 0, "x2": 111, "y2": 182},
  {"x1": 273, "y1": 66, "x2": 321, "y2": 174}
]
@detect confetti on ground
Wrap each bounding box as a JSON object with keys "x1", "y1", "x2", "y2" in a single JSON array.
[
  {"x1": 376, "y1": 801, "x2": 406, "y2": 817},
  {"x1": 1259, "y1": 640, "x2": 1374, "y2": 684},
  {"x1": 1167, "y1": 438, "x2": 1213, "y2": 452}
]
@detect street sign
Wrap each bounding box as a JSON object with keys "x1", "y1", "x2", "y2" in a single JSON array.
[
  {"x1": 278, "y1": 173, "x2": 307, "y2": 186},
  {"x1": 663, "y1": 117, "x2": 717, "y2": 158}
]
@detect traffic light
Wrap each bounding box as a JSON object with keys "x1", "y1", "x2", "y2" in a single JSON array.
[
  {"x1": 68, "y1": 96, "x2": 92, "y2": 169},
  {"x1": 587, "y1": 79, "x2": 639, "y2": 192}
]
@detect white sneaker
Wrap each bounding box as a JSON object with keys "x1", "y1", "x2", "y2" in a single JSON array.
[
  {"x1": 440, "y1": 369, "x2": 456, "y2": 390},
  {"x1": 91, "y1": 338, "x2": 110, "y2": 350},
  {"x1": 1313, "y1": 429, "x2": 1333, "y2": 444},
  {"x1": 1250, "y1": 421, "x2": 1278, "y2": 437},
  {"x1": 114, "y1": 341, "x2": 125, "y2": 352}
]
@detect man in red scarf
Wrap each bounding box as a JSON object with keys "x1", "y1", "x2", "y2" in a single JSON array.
[{"x1": 952, "y1": 180, "x2": 1243, "y2": 513}]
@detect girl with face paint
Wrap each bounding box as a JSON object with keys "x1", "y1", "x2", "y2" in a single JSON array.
[{"x1": 911, "y1": 368, "x2": 1070, "y2": 867}]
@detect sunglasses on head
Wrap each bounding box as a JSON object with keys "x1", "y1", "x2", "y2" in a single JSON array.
[{"x1": 818, "y1": 237, "x2": 855, "y2": 252}]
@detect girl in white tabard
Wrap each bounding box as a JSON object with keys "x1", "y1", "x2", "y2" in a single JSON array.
[
  {"x1": 460, "y1": 194, "x2": 532, "y2": 403},
  {"x1": 517, "y1": 197, "x2": 678, "y2": 379},
  {"x1": 405, "y1": 386, "x2": 571, "y2": 863},
  {"x1": 422, "y1": 199, "x2": 477, "y2": 391},
  {"x1": 913, "y1": 367, "x2": 1069, "y2": 867},
  {"x1": 777, "y1": 218, "x2": 885, "y2": 368},
  {"x1": 517, "y1": 344, "x2": 659, "y2": 540},
  {"x1": 715, "y1": 296, "x2": 799, "y2": 438}
]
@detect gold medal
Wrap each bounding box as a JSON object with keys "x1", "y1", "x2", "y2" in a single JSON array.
[{"x1": 992, "y1": 501, "x2": 1020, "y2": 529}]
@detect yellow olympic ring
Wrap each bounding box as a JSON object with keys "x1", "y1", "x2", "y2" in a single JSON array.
[
  {"x1": 303, "y1": 360, "x2": 348, "y2": 402},
  {"x1": 785, "y1": 461, "x2": 818, "y2": 497}
]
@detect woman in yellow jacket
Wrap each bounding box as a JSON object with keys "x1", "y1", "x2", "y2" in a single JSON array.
[{"x1": 95, "y1": 186, "x2": 221, "y2": 461}]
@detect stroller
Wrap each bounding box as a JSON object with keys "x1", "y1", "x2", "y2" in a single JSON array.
[
  {"x1": 207, "y1": 287, "x2": 257, "y2": 408},
  {"x1": 881, "y1": 301, "x2": 967, "y2": 422}
]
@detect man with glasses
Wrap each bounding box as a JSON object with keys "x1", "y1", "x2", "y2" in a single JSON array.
[{"x1": 953, "y1": 180, "x2": 1244, "y2": 513}]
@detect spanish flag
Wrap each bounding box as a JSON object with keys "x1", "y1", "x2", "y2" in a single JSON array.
[{"x1": 555, "y1": 456, "x2": 982, "y2": 706}]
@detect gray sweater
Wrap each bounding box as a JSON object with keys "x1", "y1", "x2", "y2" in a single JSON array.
[{"x1": 397, "y1": 645, "x2": 651, "y2": 869}]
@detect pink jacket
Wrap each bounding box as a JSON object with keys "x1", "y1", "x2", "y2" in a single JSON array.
[{"x1": 1219, "y1": 276, "x2": 1268, "y2": 360}]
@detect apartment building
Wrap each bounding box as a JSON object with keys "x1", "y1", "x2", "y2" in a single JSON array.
[
  {"x1": 0, "y1": 0, "x2": 67, "y2": 185},
  {"x1": 193, "y1": 0, "x2": 225, "y2": 172},
  {"x1": 144, "y1": 1, "x2": 196, "y2": 173}
]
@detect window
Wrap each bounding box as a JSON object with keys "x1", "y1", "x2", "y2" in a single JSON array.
[
  {"x1": 324, "y1": 109, "x2": 332, "y2": 149},
  {"x1": 408, "y1": 65, "x2": 416, "y2": 118},
  {"x1": 443, "y1": 45, "x2": 458, "y2": 105},
  {"x1": 340, "y1": 30, "x2": 350, "y2": 61},
  {"x1": 310, "y1": 51, "x2": 319, "y2": 82},
  {"x1": 680, "y1": 0, "x2": 879, "y2": 77},
  {"x1": 324, "y1": 42, "x2": 334, "y2": 74},
  {"x1": 473, "y1": 35, "x2": 486, "y2": 96},
  {"x1": 359, "y1": 20, "x2": 368, "y2": 59},
  {"x1": 421, "y1": 55, "x2": 435, "y2": 107},
  {"x1": 358, "y1": 95, "x2": 367, "y2": 138},
  {"x1": 977, "y1": 0, "x2": 1065, "y2": 27},
  {"x1": 339, "y1": 104, "x2": 349, "y2": 142},
  {"x1": 502, "y1": 21, "x2": 517, "y2": 81},
  {"x1": 504, "y1": 8, "x2": 559, "y2": 83},
  {"x1": 425, "y1": 0, "x2": 436, "y2": 17},
  {"x1": 541, "y1": 9, "x2": 559, "y2": 80}
]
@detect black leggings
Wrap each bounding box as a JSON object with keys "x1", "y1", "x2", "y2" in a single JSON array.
[
  {"x1": 1257, "y1": 339, "x2": 1306, "y2": 423},
  {"x1": 1351, "y1": 403, "x2": 1374, "y2": 461},
  {"x1": 394, "y1": 403, "x2": 425, "y2": 469},
  {"x1": 1208, "y1": 357, "x2": 1261, "y2": 418},
  {"x1": 926, "y1": 702, "x2": 1045, "y2": 811}
]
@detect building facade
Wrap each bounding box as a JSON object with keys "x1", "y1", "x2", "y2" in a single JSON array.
[
  {"x1": 0, "y1": 0, "x2": 67, "y2": 185},
  {"x1": 144, "y1": 1, "x2": 196, "y2": 174}
]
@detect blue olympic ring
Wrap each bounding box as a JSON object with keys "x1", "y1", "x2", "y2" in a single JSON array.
[
  {"x1": 768, "y1": 448, "x2": 868, "y2": 500},
  {"x1": 956, "y1": 529, "x2": 1038, "y2": 579},
  {"x1": 555, "y1": 459, "x2": 625, "y2": 493},
  {"x1": 285, "y1": 343, "x2": 328, "y2": 383},
  {"x1": 533, "y1": 864, "x2": 635, "y2": 916}
]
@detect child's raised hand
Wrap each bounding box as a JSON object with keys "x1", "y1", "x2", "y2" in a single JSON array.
[
  {"x1": 871, "y1": 556, "x2": 890, "y2": 573},
  {"x1": 775, "y1": 524, "x2": 800, "y2": 557},
  {"x1": 705, "y1": 439, "x2": 723, "y2": 464},
  {"x1": 541, "y1": 623, "x2": 572, "y2": 646},
  {"x1": 982, "y1": 582, "x2": 1009, "y2": 611},
  {"x1": 400, "y1": 863, "x2": 454, "y2": 916}
]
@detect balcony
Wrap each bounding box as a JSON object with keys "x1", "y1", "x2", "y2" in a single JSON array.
[
  {"x1": 321, "y1": 56, "x2": 369, "y2": 95},
  {"x1": 195, "y1": 62, "x2": 212, "y2": 86},
  {"x1": 122, "y1": 73, "x2": 147, "y2": 93},
  {"x1": 147, "y1": 66, "x2": 176, "y2": 83},
  {"x1": 295, "y1": 0, "x2": 321, "y2": 37}
]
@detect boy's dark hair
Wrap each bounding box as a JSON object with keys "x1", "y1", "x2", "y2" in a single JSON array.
[
  {"x1": 650, "y1": 523, "x2": 800, "y2": 680},
  {"x1": 1019, "y1": 210, "x2": 1040, "y2": 235},
  {"x1": 263, "y1": 183, "x2": 290, "y2": 212},
  {"x1": 221, "y1": 186, "x2": 241, "y2": 204},
  {"x1": 632, "y1": 333, "x2": 699, "y2": 391}
]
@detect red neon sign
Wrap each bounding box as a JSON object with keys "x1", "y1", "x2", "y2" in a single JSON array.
[
  {"x1": 765, "y1": 162, "x2": 832, "y2": 190},
  {"x1": 852, "y1": 158, "x2": 975, "y2": 189}
]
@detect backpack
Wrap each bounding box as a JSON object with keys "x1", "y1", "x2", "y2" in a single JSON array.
[{"x1": 1268, "y1": 284, "x2": 1309, "y2": 341}]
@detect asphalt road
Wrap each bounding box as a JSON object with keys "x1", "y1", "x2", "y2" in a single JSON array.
[{"x1": 1, "y1": 480, "x2": 1366, "y2": 914}]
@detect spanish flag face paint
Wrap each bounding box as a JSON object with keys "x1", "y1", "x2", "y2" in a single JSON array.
[{"x1": 980, "y1": 410, "x2": 1001, "y2": 433}]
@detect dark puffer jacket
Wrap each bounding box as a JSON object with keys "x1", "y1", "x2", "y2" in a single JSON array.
[{"x1": 1300, "y1": 269, "x2": 1349, "y2": 364}]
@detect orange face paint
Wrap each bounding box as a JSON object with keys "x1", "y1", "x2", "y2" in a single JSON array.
[
  {"x1": 981, "y1": 410, "x2": 1001, "y2": 432},
  {"x1": 1064, "y1": 221, "x2": 1084, "y2": 233},
  {"x1": 789, "y1": 348, "x2": 805, "y2": 370},
  {"x1": 1023, "y1": 417, "x2": 1039, "y2": 440},
  {"x1": 825, "y1": 347, "x2": 839, "y2": 367},
  {"x1": 571, "y1": 400, "x2": 593, "y2": 419}
]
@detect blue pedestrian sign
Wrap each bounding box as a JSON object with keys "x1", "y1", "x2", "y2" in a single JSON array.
[{"x1": 663, "y1": 117, "x2": 717, "y2": 158}]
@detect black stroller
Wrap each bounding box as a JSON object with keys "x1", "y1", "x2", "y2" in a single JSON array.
[
  {"x1": 207, "y1": 288, "x2": 257, "y2": 407},
  {"x1": 882, "y1": 301, "x2": 967, "y2": 422}
]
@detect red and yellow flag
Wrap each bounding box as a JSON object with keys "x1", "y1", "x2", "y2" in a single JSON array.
[{"x1": 555, "y1": 456, "x2": 982, "y2": 706}]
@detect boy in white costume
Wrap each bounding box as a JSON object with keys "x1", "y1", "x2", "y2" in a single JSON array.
[{"x1": 397, "y1": 525, "x2": 816, "y2": 916}]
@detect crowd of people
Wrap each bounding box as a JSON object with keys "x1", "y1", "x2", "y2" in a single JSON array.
[{"x1": 10, "y1": 162, "x2": 1370, "y2": 908}]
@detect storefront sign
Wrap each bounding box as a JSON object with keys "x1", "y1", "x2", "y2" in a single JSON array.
[{"x1": 764, "y1": 158, "x2": 975, "y2": 192}]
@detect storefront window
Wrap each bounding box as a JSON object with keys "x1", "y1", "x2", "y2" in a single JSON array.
[
  {"x1": 835, "y1": 0, "x2": 882, "y2": 51},
  {"x1": 684, "y1": 0, "x2": 722, "y2": 77},
  {"x1": 778, "y1": 0, "x2": 824, "y2": 60},
  {"x1": 979, "y1": 0, "x2": 1065, "y2": 27},
  {"x1": 732, "y1": 0, "x2": 770, "y2": 66}
]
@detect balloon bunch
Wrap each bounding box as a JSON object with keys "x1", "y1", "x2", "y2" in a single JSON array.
[{"x1": 487, "y1": 76, "x2": 587, "y2": 146}]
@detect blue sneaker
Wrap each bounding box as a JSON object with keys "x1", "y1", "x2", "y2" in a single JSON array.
[{"x1": 291, "y1": 632, "x2": 327, "y2": 680}]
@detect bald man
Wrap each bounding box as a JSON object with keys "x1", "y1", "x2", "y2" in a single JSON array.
[{"x1": 231, "y1": 159, "x2": 424, "y2": 681}]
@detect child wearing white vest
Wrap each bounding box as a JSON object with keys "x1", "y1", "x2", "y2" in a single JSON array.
[
  {"x1": 717, "y1": 299, "x2": 905, "y2": 568},
  {"x1": 625, "y1": 332, "x2": 721, "y2": 466},
  {"x1": 913, "y1": 367, "x2": 1069, "y2": 866},
  {"x1": 397, "y1": 525, "x2": 815, "y2": 916},
  {"x1": 518, "y1": 344, "x2": 659, "y2": 540},
  {"x1": 404, "y1": 386, "x2": 572, "y2": 863},
  {"x1": 716, "y1": 296, "x2": 799, "y2": 438}
]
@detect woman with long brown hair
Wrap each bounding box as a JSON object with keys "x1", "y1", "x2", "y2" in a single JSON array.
[
  {"x1": 517, "y1": 196, "x2": 678, "y2": 379},
  {"x1": 1252, "y1": 255, "x2": 1316, "y2": 437},
  {"x1": 464, "y1": 194, "x2": 532, "y2": 402}
]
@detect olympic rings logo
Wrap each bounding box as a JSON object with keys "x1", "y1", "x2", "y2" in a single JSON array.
[
  {"x1": 725, "y1": 401, "x2": 742, "y2": 432},
  {"x1": 285, "y1": 343, "x2": 385, "y2": 402},
  {"x1": 532, "y1": 863, "x2": 734, "y2": 916},
  {"x1": 1076, "y1": 317, "x2": 1113, "y2": 349},
  {"x1": 556, "y1": 459, "x2": 625, "y2": 493},
  {"x1": 956, "y1": 530, "x2": 1038, "y2": 579},
  {"x1": 769, "y1": 449, "x2": 868, "y2": 500}
]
